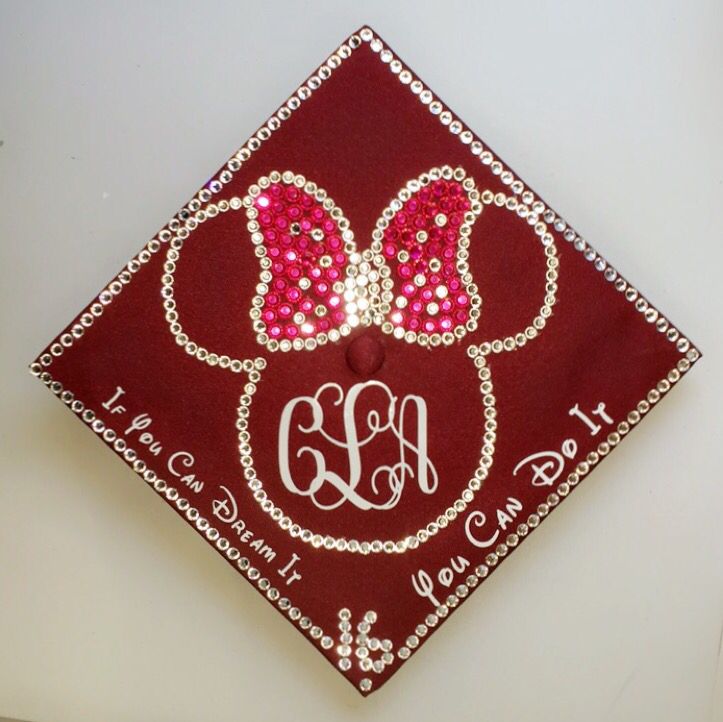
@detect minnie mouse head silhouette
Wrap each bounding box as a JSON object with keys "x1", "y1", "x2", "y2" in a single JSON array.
[{"x1": 161, "y1": 165, "x2": 559, "y2": 554}]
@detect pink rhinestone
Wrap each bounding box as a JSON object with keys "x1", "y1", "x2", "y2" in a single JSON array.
[
  {"x1": 256, "y1": 194, "x2": 270, "y2": 209},
  {"x1": 278, "y1": 304, "x2": 292, "y2": 318},
  {"x1": 402, "y1": 229, "x2": 415, "y2": 245},
  {"x1": 424, "y1": 320, "x2": 436, "y2": 333},
  {"x1": 269, "y1": 325, "x2": 282, "y2": 338}
]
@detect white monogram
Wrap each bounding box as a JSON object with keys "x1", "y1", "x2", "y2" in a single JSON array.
[{"x1": 278, "y1": 381, "x2": 438, "y2": 511}]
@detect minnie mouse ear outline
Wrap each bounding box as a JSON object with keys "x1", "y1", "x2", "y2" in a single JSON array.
[
  {"x1": 160, "y1": 165, "x2": 559, "y2": 372},
  {"x1": 470, "y1": 188, "x2": 559, "y2": 356}
]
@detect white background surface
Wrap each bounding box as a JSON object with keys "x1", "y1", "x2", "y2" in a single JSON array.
[{"x1": 1, "y1": 2, "x2": 721, "y2": 721}]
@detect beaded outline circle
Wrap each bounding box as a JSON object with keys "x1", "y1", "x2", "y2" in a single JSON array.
[
  {"x1": 237, "y1": 354, "x2": 497, "y2": 554},
  {"x1": 473, "y1": 189, "x2": 559, "y2": 354},
  {"x1": 160, "y1": 195, "x2": 266, "y2": 373}
]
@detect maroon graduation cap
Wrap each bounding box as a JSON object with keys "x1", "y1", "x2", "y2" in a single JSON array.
[{"x1": 30, "y1": 26, "x2": 700, "y2": 695}]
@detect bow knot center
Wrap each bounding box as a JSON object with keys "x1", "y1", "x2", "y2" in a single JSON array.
[{"x1": 346, "y1": 332, "x2": 386, "y2": 377}]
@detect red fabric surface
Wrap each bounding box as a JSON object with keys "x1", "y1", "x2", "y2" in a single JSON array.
[{"x1": 32, "y1": 26, "x2": 699, "y2": 696}]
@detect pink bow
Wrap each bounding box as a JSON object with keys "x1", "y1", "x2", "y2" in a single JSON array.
[
  {"x1": 162, "y1": 164, "x2": 559, "y2": 368},
  {"x1": 244, "y1": 165, "x2": 482, "y2": 352}
]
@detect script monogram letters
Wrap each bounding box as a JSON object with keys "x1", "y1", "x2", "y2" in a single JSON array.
[{"x1": 278, "y1": 381, "x2": 438, "y2": 511}]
